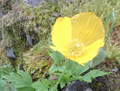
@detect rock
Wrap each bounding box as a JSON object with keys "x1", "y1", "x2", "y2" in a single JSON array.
[
  {"x1": 0, "y1": 11, "x2": 6, "y2": 18},
  {"x1": 0, "y1": 32, "x2": 2, "y2": 46},
  {"x1": 111, "y1": 68, "x2": 119, "y2": 73},
  {"x1": 19, "y1": 64, "x2": 25, "y2": 71},
  {"x1": 0, "y1": 31, "x2": 2, "y2": 39},
  {"x1": 23, "y1": 0, "x2": 43, "y2": 6},
  {"x1": 26, "y1": 34, "x2": 33, "y2": 47},
  {"x1": 6, "y1": 48, "x2": 16, "y2": 59},
  {"x1": 0, "y1": 11, "x2": 6, "y2": 45},
  {"x1": 62, "y1": 80, "x2": 93, "y2": 91},
  {"x1": 84, "y1": 88, "x2": 93, "y2": 91}
]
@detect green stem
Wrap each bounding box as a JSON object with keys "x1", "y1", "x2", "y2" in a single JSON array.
[
  {"x1": 103, "y1": 12, "x2": 115, "y2": 48},
  {"x1": 53, "y1": 63, "x2": 68, "y2": 91}
]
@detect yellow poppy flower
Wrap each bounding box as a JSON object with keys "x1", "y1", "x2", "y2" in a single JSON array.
[{"x1": 50, "y1": 12, "x2": 105, "y2": 66}]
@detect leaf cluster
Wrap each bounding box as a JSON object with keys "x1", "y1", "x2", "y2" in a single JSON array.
[
  {"x1": 0, "y1": 62, "x2": 14, "y2": 78},
  {"x1": 3, "y1": 70, "x2": 35, "y2": 91},
  {"x1": 2, "y1": 70, "x2": 55, "y2": 91},
  {"x1": 48, "y1": 46, "x2": 110, "y2": 89}
]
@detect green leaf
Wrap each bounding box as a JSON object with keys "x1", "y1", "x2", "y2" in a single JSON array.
[
  {"x1": 0, "y1": 79, "x2": 18, "y2": 91},
  {"x1": 60, "y1": 81, "x2": 66, "y2": 88},
  {"x1": 49, "y1": 65, "x2": 65, "y2": 74},
  {"x1": 49, "y1": 49, "x2": 64, "y2": 66},
  {"x1": 75, "y1": 61, "x2": 91, "y2": 76},
  {"x1": 49, "y1": 87, "x2": 54, "y2": 91},
  {"x1": 3, "y1": 70, "x2": 34, "y2": 91},
  {"x1": 31, "y1": 78, "x2": 53, "y2": 91},
  {"x1": 17, "y1": 86, "x2": 35, "y2": 91},
  {"x1": 66, "y1": 59, "x2": 76, "y2": 70},
  {"x1": 78, "y1": 76, "x2": 84, "y2": 81},
  {"x1": 60, "y1": 73, "x2": 77, "y2": 89},
  {"x1": 7, "y1": 85, "x2": 18, "y2": 91},
  {"x1": 0, "y1": 79, "x2": 7, "y2": 91},
  {"x1": 82, "y1": 70, "x2": 111, "y2": 82},
  {"x1": 48, "y1": 40, "x2": 54, "y2": 46},
  {"x1": 90, "y1": 48, "x2": 105, "y2": 67},
  {"x1": 58, "y1": 65, "x2": 66, "y2": 72}
]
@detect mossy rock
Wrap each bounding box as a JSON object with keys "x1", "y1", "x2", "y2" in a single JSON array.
[
  {"x1": 0, "y1": 0, "x2": 16, "y2": 13},
  {"x1": 90, "y1": 72, "x2": 120, "y2": 91},
  {"x1": 23, "y1": 40, "x2": 54, "y2": 81},
  {"x1": 89, "y1": 57, "x2": 120, "y2": 91},
  {"x1": 0, "y1": 0, "x2": 60, "y2": 63}
]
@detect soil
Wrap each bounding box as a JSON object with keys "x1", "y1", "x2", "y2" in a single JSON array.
[{"x1": 111, "y1": 27, "x2": 120, "y2": 48}]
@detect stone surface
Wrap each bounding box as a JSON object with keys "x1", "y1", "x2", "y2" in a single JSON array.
[
  {"x1": 0, "y1": 11, "x2": 5, "y2": 18},
  {"x1": 0, "y1": 31, "x2": 2, "y2": 44},
  {"x1": 7, "y1": 48, "x2": 16, "y2": 59},
  {"x1": 62, "y1": 80, "x2": 93, "y2": 91},
  {"x1": 23, "y1": 0, "x2": 43, "y2": 6},
  {"x1": 26, "y1": 34, "x2": 33, "y2": 47},
  {"x1": 111, "y1": 68, "x2": 119, "y2": 73},
  {"x1": 0, "y1": 11, "x2": 5, "y2": 45}
]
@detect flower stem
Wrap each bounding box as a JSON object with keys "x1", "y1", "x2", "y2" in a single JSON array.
[
  {"x1": 103, "y1": 12, "x2": 115, "y2": 48},
  {"x1": 53, "y1": 63, "x2": 68, "y2": 91}
]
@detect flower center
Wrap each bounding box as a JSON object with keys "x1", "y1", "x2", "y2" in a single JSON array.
[{"x1": 66, "y1": 39, "x2": 84, "y2": 57}]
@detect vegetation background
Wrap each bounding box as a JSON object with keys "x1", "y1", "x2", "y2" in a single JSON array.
[{"x1": 0, "y1": 0, "x2": 120, "y2": 91}]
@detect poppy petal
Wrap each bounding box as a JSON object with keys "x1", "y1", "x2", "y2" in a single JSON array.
[
  {"x1": 71, "y1": 12, "x2": 105, "y2": 47},
  {"x1": 75, "y1": 38, "x2": 104, "y2": 65},
  {"x1": 51, "y1": 17, "x2": 72, "y2": 51}
]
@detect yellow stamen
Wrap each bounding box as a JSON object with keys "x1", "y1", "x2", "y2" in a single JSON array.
[{"x1": 66, "y1": 39, "x2": 84, "y2": 58}]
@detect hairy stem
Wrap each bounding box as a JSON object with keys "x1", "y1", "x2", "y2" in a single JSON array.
[{"x1": 103, "y1": 12, "x2": 115, "y2": 48}]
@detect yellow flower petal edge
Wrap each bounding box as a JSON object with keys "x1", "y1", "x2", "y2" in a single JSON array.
[{"x1": 50, "y1": 12, "x2": 105, "y2": 66}]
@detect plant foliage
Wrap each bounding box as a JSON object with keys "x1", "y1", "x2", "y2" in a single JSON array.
[{"x1": 3, "y1": 70, "x2": 35, "y2": 91}]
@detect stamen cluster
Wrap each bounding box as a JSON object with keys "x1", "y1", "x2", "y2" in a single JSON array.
[{"x1": 66, "y1": 39, "x2": 84, "y2": 58}]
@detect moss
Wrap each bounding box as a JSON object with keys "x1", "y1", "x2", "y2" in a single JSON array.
[
  {"x1": 59, "y1": 0, "x2": 120, "y2": 31},
  {"x1": 0, "y1": 0, "x2": 60, "y2": 65},
  {"x1": 105, "y1": 40, "x2": 120, "y2": 63},
  {"x1": 89, "y1": 53, "x2": 120, "y2": 91},
  {"x1": 0, "y1": 47, "x2": 7, "y2": 64},
  {"x1": 90, "y1": 72, "x2": 120, "y2": 91},
  {"x1": 0, "y1": 0, "x2": 16, "y2": 13},
  {"x1": 23, "y1": 40, "x2": 53, "y2": 81}
]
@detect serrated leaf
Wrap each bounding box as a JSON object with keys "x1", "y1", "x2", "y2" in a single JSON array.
[
  {"x1": 0, "y1": 79, "x2": 18, "y2": 91},
  {"x1": 0, "y1": 79, "x2": 7, "y2": 91},
  {"x1": 49, "y1": 65, "x2": 59, "y2": 74},
  {"x1": 82, "y1": 70, "x2": 111, "y2": 82},
  {"x1": 90, "y1": 48, "x2": 105, "y2": 67},
  {"x1": 17, "y1": 86, "x2": 35, "y2": 91},
  {"x1": 3, "y1": 70, "x2": 34, "y2": 90},
  {"x1": 78, "y1": 76, "x2": 84, "y2": 81},
  {"x1": 49, "y1": 87, "x2": 54, "y2": 91},
  {"x1": 60, "y1": 81, "x2": 66, "y2": 88},
  {"x1": 6, "y1": 83, "x2": 18, "y2": 91},
  {"x1": 58, "y1": 65, "x2": 66, "y2": 72},
  {"x1": 60, "y1": 73, "x2": 77, "y2": 89},
  {"x1": 49, "y1": 65, "x2": 65, "y2": 74},
  {"x1": 31, "y1": 78, "x2": 52, "y2": 91},
  {"x1": 66, "y1": 59, "x2": 76, "y2": 70},
  {"x1": 49, "y1": 49, "x2": 63, "y2": 66},
  {"x1": 75, "y1": 61, "x2": 91, "y2": 76}
]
